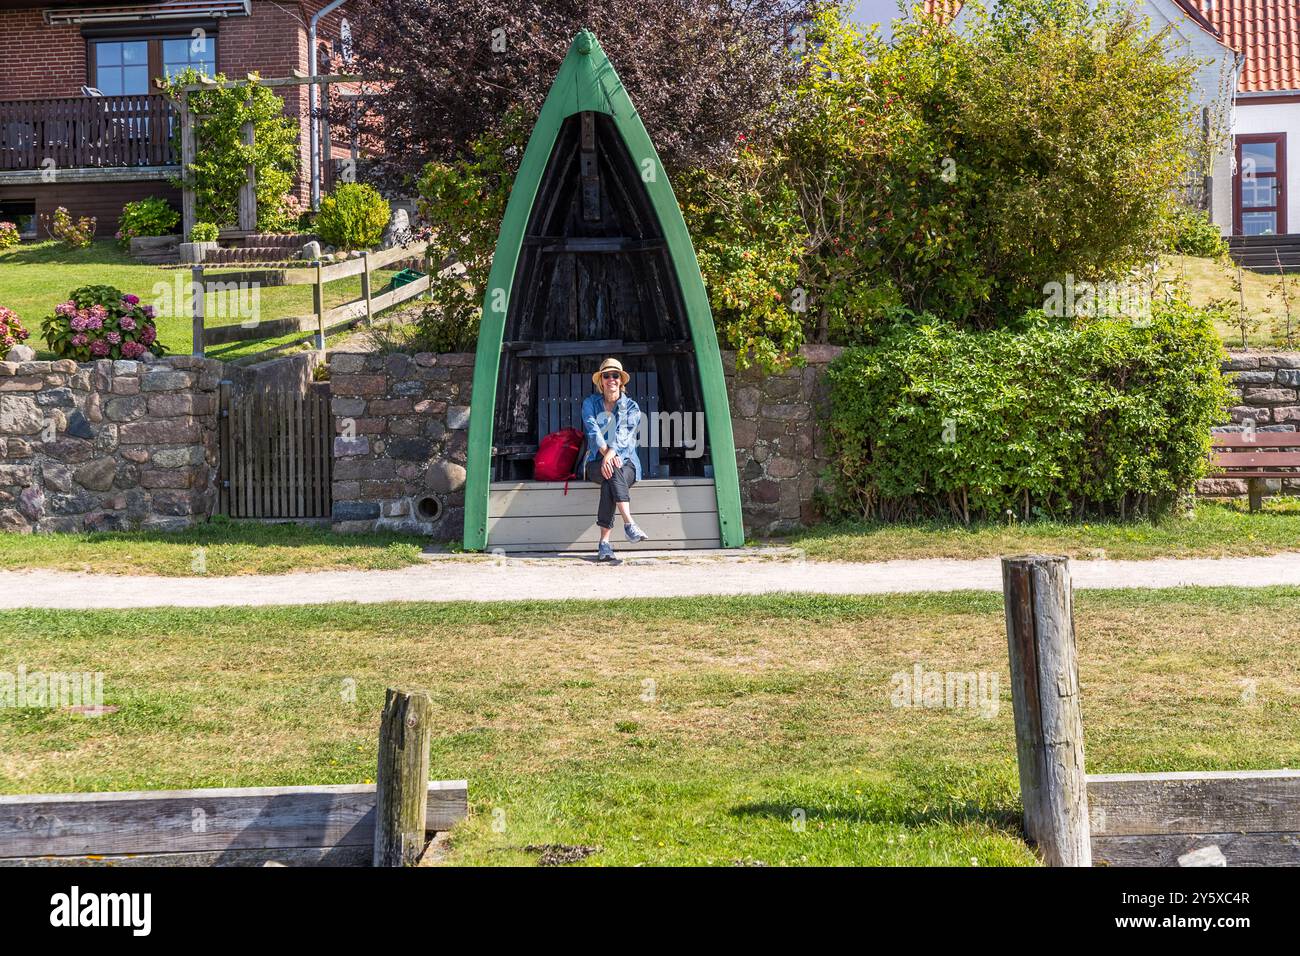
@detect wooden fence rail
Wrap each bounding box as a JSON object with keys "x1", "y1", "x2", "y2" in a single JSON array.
[
  {"x1": 0, "y1": 94, "x2": 176, "y2": 170},
  {"x1": 0, "y1": 781, "x2": 467, "y2": 867},
  {"x1": 191, "y1": 240, "x2": 433, "y2": 357},
  {"x1": 0, "y1": 685, "x2": 463, "y2": 868}
]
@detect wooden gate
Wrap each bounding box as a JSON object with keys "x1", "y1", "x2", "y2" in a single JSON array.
[{"x1": 219, "y1": 382, "x2": 333, "y2": 518}]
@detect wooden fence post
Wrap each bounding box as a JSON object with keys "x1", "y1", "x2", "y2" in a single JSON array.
[
  {"x1": 313, "y1": 260, "x2": 325, "y2": 350},
  {"x1": 362, "y1": 251, "x2": 374, "y2": 325},
  {"x1": 1001, "y1": 555, "x2": 1091, "y2": 867},
  {"x1": 191, "y1": 265, "x2": 205, "y2": 357},
  {"x1": 179, "y1": 89, "x2": 195, "y2": 239},
  {"x1": 373, "y1": 687, "x2": 433, "y2": 867},
  {"x1": 237, "y1": 91, "x2": 256, "y2": 233}
]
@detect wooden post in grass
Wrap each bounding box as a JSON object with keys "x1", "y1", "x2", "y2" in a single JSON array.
[
  {"x1": 373, "y1": 687, "x2": 433, "y2": 867},
  {"x1": 1001, "y1": 555, "x2": 1091, "y2": 867},
  {"x1": 312, "y1": 259, "x2": 325, "y2": 350},
  {"x1": 361, "y1": 251, "x2": 374, "y2": 325},
  {"x1": 191, "y1": 265, "x2": 205, "y2": 357}
]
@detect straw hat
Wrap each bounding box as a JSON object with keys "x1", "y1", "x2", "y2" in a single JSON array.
[{"x1": 592, "y1": 356, "x2": 630, "y2": 387}]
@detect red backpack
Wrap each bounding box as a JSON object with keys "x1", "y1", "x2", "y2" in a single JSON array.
[{"x1": 534, "y1": 427, "x2": 584, "y2": 481}]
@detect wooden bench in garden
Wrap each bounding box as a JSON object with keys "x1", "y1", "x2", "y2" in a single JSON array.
[
  {"x1": 488, "y1": 370, "x2": 722, "y2": 552},
  {"x1": 1209, "y1": 431, "x2": 1300, "y2": 511}
]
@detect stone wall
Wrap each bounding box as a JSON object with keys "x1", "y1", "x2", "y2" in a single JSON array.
[
  {"x1": 1201, "y1": 350, "x2": 1300, "y2": 497},
  {"x1": 725, "y1": 346, "x2": 840, "y2": 535},
  {"x1": 328, "y1": 346, "x2": 841, "y2": 539},
  {"x1": 328, "y1": 351, "x2": 473, "y2": 537},
  {"x1": 0, "y1": 356, "x2": 221, "y2": 533}
]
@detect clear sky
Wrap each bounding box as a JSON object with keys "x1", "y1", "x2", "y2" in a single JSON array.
[{"x1": 845, "y1": 0, "x2": 916, "y2": 42}]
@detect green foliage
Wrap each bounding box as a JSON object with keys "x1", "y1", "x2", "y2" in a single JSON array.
[
  {"x1": 679, "y1": 148, "x2": 809, "y2": 370},
  {"x1": 825, "y1": 303, "x2": 1231, "y2": 522},
  {"x1": 49, "y1": 207, "x2": 95, "y2": 249},
  {"x1": 1169, "y1": 208, "x2": 1229, "y2": 258},
  {"x1": 189, "y1": 222, "x2": 219, "y2": 243},
  {"x1": 315, "y1": 183, "x2": 390, "y2": 250},
  {"x1": 158, "y1": 70, "x2": 300, "y2": 231},
  {"x1": 0, "y1": 221, "x2": 19, "y2": 250},
  {"x1": 415, "y1": 115, "x2": 526, "y2": 348},
  {"x1": 783, "y1": 0, "x2": 1204, "y2": 344},
  {"x1": 116, "y1": 197, "x2": 180, "y2": 248}
]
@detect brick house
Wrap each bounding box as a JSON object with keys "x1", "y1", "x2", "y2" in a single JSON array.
[{"x1": 0, "y1": 0, "x2": 353, "y2": 237}]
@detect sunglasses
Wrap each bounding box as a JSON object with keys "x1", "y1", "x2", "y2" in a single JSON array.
[{"x1": 601, "y1": 371, "x2": 622, "y2": 381}]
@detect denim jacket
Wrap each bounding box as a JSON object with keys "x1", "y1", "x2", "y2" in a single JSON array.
[{"x1": 578, "y1": 391, "x2": 642, "y2": 481}]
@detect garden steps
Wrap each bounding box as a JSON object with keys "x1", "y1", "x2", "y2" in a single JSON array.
[{"x1": 1228, "y1": 234, "x2": 1300, "y2": 274}]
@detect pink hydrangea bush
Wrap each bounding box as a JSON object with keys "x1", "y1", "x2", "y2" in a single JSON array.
[
  {"x1": 0, "y1": 221, "x2": 20, "y2": 251},
  {"x1": 0, "y1": 306, "x2": 30, "y2": 358},
  {"x1": 41, "y1": 285, "x2": 164, "y2": 362}
]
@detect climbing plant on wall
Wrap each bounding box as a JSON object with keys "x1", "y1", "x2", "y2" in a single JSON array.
[{"x1": 159, "y1": 69, "x2": 301, "y2": 231}]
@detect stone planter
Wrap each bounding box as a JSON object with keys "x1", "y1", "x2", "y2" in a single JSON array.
[{"x1": 179, "y1": 241, "x2": 219, "y2": 264}]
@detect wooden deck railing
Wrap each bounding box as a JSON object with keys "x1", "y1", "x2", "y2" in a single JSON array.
[{"x1": 0, "y1": 94, "x2": 177, "y2": 171}]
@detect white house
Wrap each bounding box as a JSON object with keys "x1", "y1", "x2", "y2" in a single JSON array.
[{"x1": 1188, "y1": 1, "x2": 1300, "y2": 240}]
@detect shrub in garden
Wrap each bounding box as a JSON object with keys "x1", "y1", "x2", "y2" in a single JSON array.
[
  {"x1": 1169, "y1": 208, "x2": 1229, "y2": 259},
  {"x1": 781, "y1": 0, "x2": 1209, "y2": 343},
  {"x1": 415, "y1": 119, "x2": 521, "y2": 347},
  {"x1": 115, "y1": 197, "x2": 180, "y2": 248},
  {"x1": 190, "y1": 222, "x2": 219, "y2": 243},
  {"x1": 0, "y1": 306, "x2": 29, "y2": 357},
  {"x1": 0, "y1": 221, "x2": 19, "y2": 250},
  {"x1": 49, "y1": 207, "x2": 95, "y2": 249},
  {"x1": 825, "y1": 302, "x2": 1231, "y2": 522},
  {"x1": 316, "y1": 183, "x2": 390, "y2": 249},
  {"x1": 42, "y1": 285, "x2": 165, "y2": 362}
]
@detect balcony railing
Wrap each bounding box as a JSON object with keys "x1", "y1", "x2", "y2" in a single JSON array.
[{"x1": 0, "y1": 94, "x2": 177, "y2": 172}]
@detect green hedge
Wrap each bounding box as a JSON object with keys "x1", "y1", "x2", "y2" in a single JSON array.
[{"x1": 825, "y1": 306, "x2": 1231, "y2": 522}]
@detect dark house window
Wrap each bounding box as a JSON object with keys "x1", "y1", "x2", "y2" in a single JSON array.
[
  {"x1": 1234, "y1": 133, "x2": 1287, "y2": 236},
  {"x1": 0, "y1": 200, "x2": 37, "y2": 237},
  {"x1": 88, "y1": 33, "x2": 218, "y2": 94}
]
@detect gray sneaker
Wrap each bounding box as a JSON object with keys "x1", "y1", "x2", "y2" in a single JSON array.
[
  {"x1": 624, "y1": 522, "x2": 648, "y2": 543},
  {"x1": 597, "y1": 541, "x2": 616, "y2": 562}
]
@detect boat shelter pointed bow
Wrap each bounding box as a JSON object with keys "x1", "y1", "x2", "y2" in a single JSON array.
[{"x1": 463, "y1": 30, "x2": 744, "y2": 552}]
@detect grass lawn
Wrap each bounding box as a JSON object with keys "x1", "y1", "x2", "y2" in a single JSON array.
[
  {"x1": 1, "y1": 590, "x2": 1296, "y2": 866},
  {"x1": 0, "y1": 500, "x2": 1298, "y2": 576},
  {"x1": 1161, "y1": 254, "x2": 1300, "y2": 349},
  {"x1": 781, "y1": 499, "x2": 1300, "y2": 562},
  {"x1": 0, "y1": 239, "x2": 410, "y2": 362},
  {"x1": 0, "y1": 518, "x2": 428, "y2": 575}
]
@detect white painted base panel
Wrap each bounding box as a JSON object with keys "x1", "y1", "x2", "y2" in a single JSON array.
[{"x1": 488, "y1": 478, "x2": 721, "y2": 552}]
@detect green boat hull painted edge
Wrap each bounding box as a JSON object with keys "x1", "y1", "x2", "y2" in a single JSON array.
[{"x1": 463, "y1": 29, "x2": 745, "y2": 551}]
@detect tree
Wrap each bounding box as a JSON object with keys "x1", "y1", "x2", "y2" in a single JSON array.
[
  {"x1": 340, "y1": 0, "x2": 810, "y2": 189},
  {"x1": 784, "y1": 0, "x2": 1208, "y2": 340}
]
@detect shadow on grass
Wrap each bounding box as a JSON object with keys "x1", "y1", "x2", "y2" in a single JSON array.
[
  {"x1": 728, "y1": 797, "x2": 1022, "y2": 833},
  {"x1": 0, "y1": 519, "x2": 436, "y2": 552},
  {"x1": 1, "y1": 239, "x2": 135, "y2": 268}
]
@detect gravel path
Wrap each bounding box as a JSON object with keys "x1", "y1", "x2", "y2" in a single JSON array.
[{"x1": 3, "y1": 551, "x2": 1300, "y2": 609}]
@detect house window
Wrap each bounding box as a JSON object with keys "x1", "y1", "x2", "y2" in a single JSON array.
[
  {"x1": 1235, "y1": 134, "x2": 1287, "y2": 236},
  {"x1": 161, "y1": 36, "x2": 217, "y2": 80},
  {"x1": 88, "y1": 34, "x2": 218, "y2": 95},
  {"x1": 0, "y1": 200, "x2": 37, "y2": 238},
  {"x1": 93, "y1": 40, "x2": 150, "y2": 95}
]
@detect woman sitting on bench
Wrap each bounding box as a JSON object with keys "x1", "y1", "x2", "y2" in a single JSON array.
[{"x1": 580, "y1": 357, "x2": 649, "y2": 561}]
